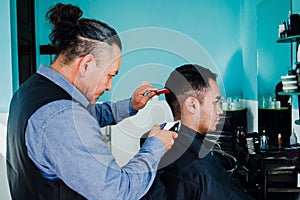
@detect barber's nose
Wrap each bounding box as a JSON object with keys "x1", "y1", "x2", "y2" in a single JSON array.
[{"x1": 106, "y1": 82, "x2": 112, "y2": 91}]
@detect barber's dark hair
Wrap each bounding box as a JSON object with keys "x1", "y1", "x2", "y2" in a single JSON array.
[
  {"x1": 46, "y1": 3, "x2": 121, "y2": 62},
  {"x1": 165, "y1": 64, "x2": 217, "y2": 119}
]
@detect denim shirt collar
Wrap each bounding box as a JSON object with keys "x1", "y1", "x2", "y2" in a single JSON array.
[{"x1": 37, "y1": 64, "x2": 90, "y2": 108}]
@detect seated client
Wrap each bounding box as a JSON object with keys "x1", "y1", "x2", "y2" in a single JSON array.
[{"x1": 141, "y1": 64, "x2": 254, "y2": 200}]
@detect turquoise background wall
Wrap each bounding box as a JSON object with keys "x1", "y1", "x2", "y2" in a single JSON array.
[
  {"x1": 36, "y1": 0, "x2": 243, "y2": 102},
  {"x1": 257, "y1": 0, "x2": 290, "y2": 97},
  {"x1": 1, "y1": 0, "x2": 298, "y2": 112},
  {"x1": 0, "y1": 0, "x2": 14, "y2": 112}
]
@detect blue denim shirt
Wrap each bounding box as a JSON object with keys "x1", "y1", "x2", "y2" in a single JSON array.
[{"x1": 25, "y1": 65, "x2": 165, "y2": 200}]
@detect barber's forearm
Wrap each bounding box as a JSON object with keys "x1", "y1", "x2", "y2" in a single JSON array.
[
  {"x1": 120, "y1": 137, "x2": 165, "y2": 199},
  {"x1": 95, "y1": 99, "x2": 137, "y2": 127},
  {"x1": 69, "y1": 137, "x2": 165, "y2": 200}
]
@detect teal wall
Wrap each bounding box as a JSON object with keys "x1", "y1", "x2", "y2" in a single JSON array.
[
  {"x1": 0, "y1": 0, "x2": 297, "y2": 113},
  {"x1": 36, "y1": 0, "x2": 243, "y2": 101},
  {"x1": 35, "y1": 0, "x2": 295, "y2": 102},
  {"x1": 240, "y1": 0, "x2": 259, "y2": 100},
  {"x1": 257, "y1": 0, "x2": 290, "y2": 98},
  {"x1": 0, "y1": 0, "x2": 14, "y2": 112}
]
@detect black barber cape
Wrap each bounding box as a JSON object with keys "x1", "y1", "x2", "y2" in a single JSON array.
[{"x1": 141, "y1": 125, "x2": 254, "y2": 200}]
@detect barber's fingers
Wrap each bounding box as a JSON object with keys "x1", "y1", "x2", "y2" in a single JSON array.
[
  {"x1": 149, "y1": 125, "x2": 178, "y2": 152},
  {"x1": 142, "y1": 89, "x2": 157, "y2": 100},
  {"x1": 131, "y1": 83, "x2": 158, "y2": 110},
  {"x1": 163, "y1": 133, "x2": 175, "y2": 151},
  {"x1": 171, "y1": 131, "x2": 178, "y2": 139},
  {"x1": 148, "y1": 124, "x2": 161, "y2": 137},
  {"x1": 140, "y1": 82, "x2": 158, "y2": 98},
  {"x1": 141, "y1": 81, "x2": 153, "y2": 87}
]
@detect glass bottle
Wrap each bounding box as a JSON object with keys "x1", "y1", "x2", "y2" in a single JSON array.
[
  {"x1": 296, "y1": 66, "x2": 300, "y2": 90},
  {"x1": 278, "y1": 133, "x2": 282, "y2": 149},
  {"x1": 235, "y1": 126, "x2": 247, "y2": 147},
  {"x1": 297, "y1": 44, "x2": 300, "y2": 63},
  {"x1": 287, "y1": 10, "x2": 292, "y2": 36},
  {"x1": 259, "y1": 127, "x2": 269, "y2": 150},
  {"x1": 290, "y1": 129, "x2": 298, "y2": 145}
]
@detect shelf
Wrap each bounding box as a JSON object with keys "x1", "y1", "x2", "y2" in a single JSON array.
[
  {"x1": 268, "y1": 188, "x2": 300, "y2": 193},
  {"x1": 278, "y1": 91, "x2": 300, "y2": 95},
  {"x1": 258, "y1": 107, "x2": 289, "y2": 110},
  {"x1": 277, "y1": 35, "x2": 300, "y2": 43},
  {"x1": 40, "y1": 44, "x2": 57, "y2": 55},
  {"x1": 222, "y1": 107, "x2": 247, "y2": 112}
]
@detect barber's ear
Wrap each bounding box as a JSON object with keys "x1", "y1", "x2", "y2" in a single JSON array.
[
  {"x1": 78, "y1": 54, "x2": 95, "y2": 73},
  {"x1": 185, "y1": 97, "x2": 199, "y2": 114}
]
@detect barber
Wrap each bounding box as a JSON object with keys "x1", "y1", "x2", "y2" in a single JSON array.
[{"x1": 6, "y1": 3, "x2": 177, "y2": 200}]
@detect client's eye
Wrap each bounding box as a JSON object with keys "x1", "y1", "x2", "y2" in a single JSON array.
[{"x1": 213, "y1": 99, "x2": 220, "y2": 106}]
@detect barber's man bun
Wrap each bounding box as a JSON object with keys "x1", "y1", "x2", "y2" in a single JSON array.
[{"x1": 46, "y1": 3, "x2": 83, "y2": 27}]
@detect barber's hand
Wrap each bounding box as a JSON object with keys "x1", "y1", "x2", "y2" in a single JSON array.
[
  {"x1": 148, "y1": 125, "x2": 178, "y2": 152},
  {"x1": 131, "y1": 82, "x2": 157, "y2": 111}
]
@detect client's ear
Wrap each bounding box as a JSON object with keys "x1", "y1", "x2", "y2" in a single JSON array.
[{"x1": 184, "y1": 96, "x2": 199, "y2": 114}]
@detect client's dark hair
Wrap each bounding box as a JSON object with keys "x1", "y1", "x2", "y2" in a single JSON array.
[
  {"x1": 165, "y1": 64, "x2": 217, "y2": 119},
  {"x1": 46, "y1": 3, "x2": 121, "y2": 63}
]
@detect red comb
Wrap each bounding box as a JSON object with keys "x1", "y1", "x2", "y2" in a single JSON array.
[{"x1": 156, "y1": 88, "x2": 170, "y2": 95}]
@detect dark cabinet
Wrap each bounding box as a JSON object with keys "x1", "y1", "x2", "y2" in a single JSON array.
[
  {"x1": 258, "y1": 107, "x2": 291, "y2": 147},
  {"x1": 220, "y1": 108, "x2": 248, "y2": 135},
  {"x1": 208, "y1": 108, "x2": 247, "y2": 154},
  {"x1": 246, "y1": 149, "x2": 300, "y2": 200}
]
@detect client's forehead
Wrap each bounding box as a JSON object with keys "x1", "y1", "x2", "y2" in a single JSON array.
[{"x1": 206, "y1": 79, "x2": 220, "y2": 98}]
